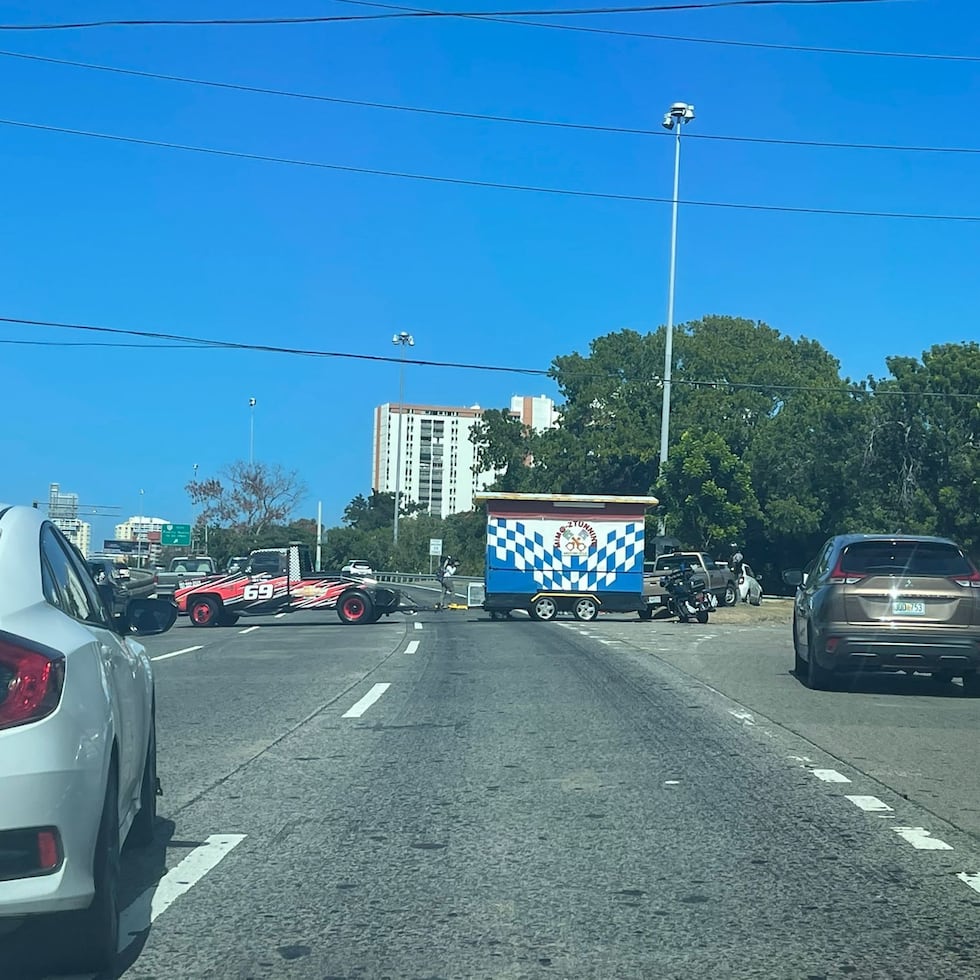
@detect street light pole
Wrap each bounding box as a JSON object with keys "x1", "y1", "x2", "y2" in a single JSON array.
[
  {"x1": 657, "y1": 101, "x2": 695, "y2": 536},
  {"x1": 137, "y1": 488, "x2": 145, "y2": 568},
  {"x1": 248, "y1": 397, "x2": 256, "y2": 465},
  {"x1": 391, "y1": 331, "x2": 415, "y2": 545}
]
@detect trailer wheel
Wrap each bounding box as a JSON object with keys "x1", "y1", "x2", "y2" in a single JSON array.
[
  {"x1": 529, "y1": 596, "x2": 558, "y2": 622},
  {"x1": 572, "y1": 597, "x2": 599, "y2": 622},
  {"x1": 338, "y1": 590, "x2": 374, "y2": 624}
]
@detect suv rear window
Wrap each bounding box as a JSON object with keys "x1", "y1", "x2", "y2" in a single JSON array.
[{"x1": 839, "y1": 540, "x2": 974, "y2": 577}]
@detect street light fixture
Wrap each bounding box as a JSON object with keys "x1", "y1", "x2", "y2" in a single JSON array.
[
  {"x1": 392, "y1": 331, "x2": 415, "y2": 545},
  {"x1": 657, "y1": 101, "x2": 695, "y2": 536}
]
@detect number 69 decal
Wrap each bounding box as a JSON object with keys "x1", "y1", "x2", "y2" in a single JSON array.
[{"x1": 243, "y1": 582, "x2": 275, "y2": 601}]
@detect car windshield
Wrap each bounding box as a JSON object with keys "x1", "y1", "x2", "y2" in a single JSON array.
[{"x1": 840, "y1": 540, "x2": 974, "y2": 577}]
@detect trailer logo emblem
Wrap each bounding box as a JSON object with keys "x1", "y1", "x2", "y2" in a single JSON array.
[{"x1": 555, "y1": 521, "x2": 598, "y2": 554}]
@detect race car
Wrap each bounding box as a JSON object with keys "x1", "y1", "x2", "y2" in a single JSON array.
[{"x1": 173, "y1": 545, "x2": 402, "y2": 626}]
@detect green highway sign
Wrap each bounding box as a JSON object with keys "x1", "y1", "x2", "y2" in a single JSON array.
[{"x1": 161, "y1": 523, "x2": 192, "y2": 547}]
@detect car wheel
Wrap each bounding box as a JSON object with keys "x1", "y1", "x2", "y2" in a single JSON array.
[
  {"x1": 128, "y1": 713, "x2": 158, "y2": 848},
  {"x1": 722, "y1": 583, "x2": 737, "y2": 607},
  {"x1": 529, "y1": 597, "x2": 558, "y2": 622},
  {"x1": 638, "y1": 608, "x2": 654, "y2": 621},
  {"x1": 58, "y1": 765, "x2": 120, "y2": 974},
  {"x1": 793, "y1": 618, "x2": 806, "y2": 678},
  {"x1": 189, "y1": 597, "x2": 219, "y2": 628},
  {"x1": 337, "y1": 590, "x2": 374, "y2": 624},
  {"x1": 572, "y1": 597, "x2": 599, "y2": 622},
  {"x1": 218, "y1": 611, "x2": 240, "y2": 627},
  {"x1": 962, "y1": 672, "x2": 980, "y2": 696},
  {"x1": 806, "y1": 630, "x2": 834, "y2": 691}
]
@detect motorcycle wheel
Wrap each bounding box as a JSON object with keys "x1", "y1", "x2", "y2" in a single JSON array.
[{"x1": 696, "y1": 609, "x2": 709, "y2": 624}]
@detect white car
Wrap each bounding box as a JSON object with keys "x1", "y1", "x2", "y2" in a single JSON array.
[
  {"x1": 0, "y1": 504, "x2": 177, "y2": 974},
  {"x1": 341, "y1": 559, "x2": 374, "y2": 577}
]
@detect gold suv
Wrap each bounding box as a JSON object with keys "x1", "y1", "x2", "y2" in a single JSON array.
[{"x1": 784, "y1": 535, "x2": 980, "y2": 691}]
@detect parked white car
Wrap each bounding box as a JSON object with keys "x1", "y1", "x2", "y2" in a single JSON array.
[{"x1": 0, "y1": 504, "x2": 177, "y2": 974}]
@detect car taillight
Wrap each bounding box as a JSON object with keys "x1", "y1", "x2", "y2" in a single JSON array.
[
  {"x1": 827, "y1": 558, "x2": 865, "y2": 585},
  {"x1": 949, "y1": 570, "x2": 980, "y2": 588},
  {"x1": 0, "y1": 635, "x2": 65, "y2": 731}
]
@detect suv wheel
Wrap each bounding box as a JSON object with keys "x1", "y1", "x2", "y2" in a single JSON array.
[{"x1": 806, "y1": 631, "x2": 834, "y2": 691}]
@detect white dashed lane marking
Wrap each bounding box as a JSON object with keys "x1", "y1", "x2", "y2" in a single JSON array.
[
  {"x1": 151, "y1": 646, "x2": 202, "y2": 662},
  {"x1": 118, "y1": 834, "x2": 246, "y2": 952},
  {"x1": 405, "y1": 640, "x2": 420, "y2": 655},
  {"x1": 239, "y1": 625, "x2": 261, "y2": 634},
  {"x1": 811, "y1": 769, "x2": 852, "y2": 783},
  {"x1": 846, "y1": 795, "x2": 893, "y2": 813},
  {"x1": 414, "y1": 621, "x2": 423, "y2": 631},
  {"x1": 342, "y1": 683, "x2": 391, "y2": 718},
  {"x1": 275, "y1": 612, "x2": 285, "y2": 619},
  {"x1": 892, "y1": 827, "x2": 953, "y2": 850},
  {"x1": 957, "y1": 873, "x2": 980, "y2": 895}
]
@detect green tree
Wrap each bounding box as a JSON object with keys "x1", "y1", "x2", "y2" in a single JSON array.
[{"x1": 655, "y1": 430, "x2": 761, "y2": 550}]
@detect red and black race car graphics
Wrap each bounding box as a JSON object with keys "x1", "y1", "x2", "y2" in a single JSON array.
[{"x1": 174, "y1": 571, "x2": 402, "y2": 626}]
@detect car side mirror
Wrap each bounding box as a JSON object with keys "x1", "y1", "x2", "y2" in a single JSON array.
[
  {"x1": 120, "y1": 598, "x2": 178, "y2": 636},
  {"x1": 782, "y1": 569, "x2": 804, "y2": 587}
]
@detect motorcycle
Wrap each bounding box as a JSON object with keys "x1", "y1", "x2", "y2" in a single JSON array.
[{"x1": 659, "y1": 566, "x2": 713, "y2": 624}]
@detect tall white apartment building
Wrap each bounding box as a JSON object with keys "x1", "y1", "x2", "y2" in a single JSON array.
[{"x1": 372, "y1": 395, "x2": 557, "y2": 518}]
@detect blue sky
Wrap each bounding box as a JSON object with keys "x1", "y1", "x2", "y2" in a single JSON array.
[{"x1": 1, "y1": 0, "x2": 978, "y2": 544}]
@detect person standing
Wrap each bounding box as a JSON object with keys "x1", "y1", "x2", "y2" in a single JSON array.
[{"x1": 438, "y1": 555, "x2": 458, "y2": 608}]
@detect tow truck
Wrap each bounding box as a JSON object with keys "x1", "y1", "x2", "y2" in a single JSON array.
[{"x1": 173, "y1": 544, "x2": 404, "y2": 626}]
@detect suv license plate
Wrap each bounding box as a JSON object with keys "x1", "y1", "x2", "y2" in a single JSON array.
[{"x1": 892, "y1": 600, "x2": 925, "y2": 616}]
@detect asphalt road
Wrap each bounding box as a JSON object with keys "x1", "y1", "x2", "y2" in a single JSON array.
[{"x1": 13, "y1": 605, "x2": 980, "y2": 978}]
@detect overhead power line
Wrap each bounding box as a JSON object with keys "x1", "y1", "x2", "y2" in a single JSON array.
[
  {"x1": 341, "y1": 0, "x2": 980, "y2": 62},
  {"x1": 2, "y1": 314, "x2": 977, "y2": 401},
  {"x1": 3, "y1": 116, "x2": 979, "y2": 223},
  {"x1": 0, "y1": 1, "x2": 895, "y2": 31},
  {"x1": 2, "y1": 49, "x2": 976, "y2": 156}
]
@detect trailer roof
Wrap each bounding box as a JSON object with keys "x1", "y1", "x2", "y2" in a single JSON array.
[{"x1": 473, "y1": 492, "x2": 659, "y2": 506}]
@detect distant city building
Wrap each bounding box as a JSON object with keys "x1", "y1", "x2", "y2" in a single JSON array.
[
  {"x1": 509, "y1": 394, "x2": 559, "y2": 433},
  {"x1": 47, "y1": 482, "x2": 92, "y2": 558},
  {"x1": 373, "y1": 395, "x2": 558, "y2": 519},
  {"x1": 115, "y1": 516, "x2": 170, "y2": 565}
]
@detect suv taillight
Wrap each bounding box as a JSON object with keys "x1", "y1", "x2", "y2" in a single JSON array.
[
  {"x1": 827, "y1": 558, "x2": 865, "y2": 585},
  {"x1": 0, "y1": 635, "x2": 65, "y2": 731},
  {"x1": 949, "y1": 570, "x2": 980, "y2": 589}
]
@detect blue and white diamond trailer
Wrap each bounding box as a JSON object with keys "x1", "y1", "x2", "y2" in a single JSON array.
[{"x1": 474, "y1": 492, "x2": 660, "y2": 622}]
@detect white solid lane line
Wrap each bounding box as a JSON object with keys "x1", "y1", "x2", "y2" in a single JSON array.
[
  {"x1": 117, "y1": 834, "x2": 246, "y2": 952},
  {"x1": 892, "y1": 826, "x2": 953, "y2": 850},
  {"x1": 414, "y1": 621, "x2": 423, "y2": 631},
  {"x1": 239, "y1": 625, "x2": 261, "y2": 634},
  {"x1": 150, "y1": 646, "x2": 202, "y2": 663},
  {"x1": 405, "y1": 640, "x2": 420, "y2": 655},
  {"x1": 811, "y1": 769, "x2": 852, "y2": 783},
  {"x1": 845, "y1": 795, "x2": 893, "y2": 813},
  {"x1": 342, "y1": 683, "x2": 391, "y2": 719}
]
